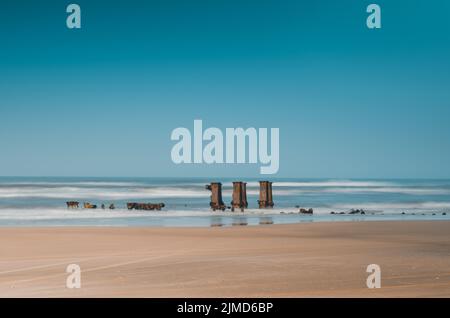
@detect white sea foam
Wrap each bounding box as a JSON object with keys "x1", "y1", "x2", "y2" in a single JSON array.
[
  {"x1": 0, "y1": 186, "x2": 210, "y2": 199},
  {"x1": 330, "y1": 201, "x2": 450, "y2": 211},
  {"x1": 0, "y1": 207, "x2": 289, "y2": 221},
  {"x1": 0, "y1": 181, "x2": 145, "y2": 187},
  {"x1": 0, "y1": 207, "x2": 239, "y2": 220},
  {"x1": 214, "y1": 180, "x2": 395, "y2": 188},
  {"x1": 314, "y1": 187, "x2": 450, "y2": 195},
  {"x1": 0, "y1": 185, "x2": 447, "y2": 199},
  {"x1": 0, "y1": 179, "x2": 448, "y2": 200},
  {"x1": 0, "y1": 186, "x2": 304, "y2": 199}
]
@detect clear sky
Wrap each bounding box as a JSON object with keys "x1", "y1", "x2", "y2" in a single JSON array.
[{"x1": 1, "y1": 0, "x2": 450, "y2": 178}]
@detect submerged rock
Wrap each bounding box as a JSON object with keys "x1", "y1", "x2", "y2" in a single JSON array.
[
  {"x1": 348, "y1": 209, "x2": 365, "y2": 215},
  {"x1": 299, "y1": 208, "x2": 313, "y2": 214}
]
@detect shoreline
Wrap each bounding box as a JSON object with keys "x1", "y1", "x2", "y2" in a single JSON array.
[
  {"x1": 1, "y1": 221, "x2": 450, "y2": 297},
  {"x1": 0, "y1": 211, "x2": 448, "y2": 227},
  {"x1": 0, "y1": 217, "x2": 448, "y2": 228}
]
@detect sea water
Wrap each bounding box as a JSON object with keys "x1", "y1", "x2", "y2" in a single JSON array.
[{"x1": 0, "y1": 177, "x2": 449, "y2": 227}]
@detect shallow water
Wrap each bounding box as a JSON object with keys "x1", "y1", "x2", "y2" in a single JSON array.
[{"x1": 0, "y1": 177, "x2": 449, "y2": 227}]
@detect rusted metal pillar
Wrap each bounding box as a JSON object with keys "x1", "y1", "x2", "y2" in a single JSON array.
[
  {"x1": 258, "y1": 181, "x2": 274, "y2": 208},
  {"x1": 268, "y1": 181, "x2": 274, "y2": 207},
  {"x1": 242, "y1": 182, "x2": 248, "y2": 208},
  {"x1": 259, "y1": 181, "x2": 268, "y2": 208},
  {"x1": 205, "y1": 182, "x2": 225, "y2": 211},
  {"x1": 231, "y1": 181, "x2": 247, "y2": 212}
]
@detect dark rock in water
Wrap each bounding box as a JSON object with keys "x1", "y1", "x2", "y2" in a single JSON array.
[
  {"x1": 432, "y1": 213, "x2": 436, "y2": 216},
  {"x1": 339, "y1": 212, "x2": 345, "y2": 215},
  {"x1": 443, "y1": 212, "x2": 447, "y2": 216},
  {"x1": 330, "y1": 211, "x2": 336, "y2": 215},
  {"x1": 299, "y1": 208, "x2": 313, "y2": 214},
  {"x1": 127, "y1": 202, "x2": 165, "y2": 211},
  {"x1": 401, "y1": 212, "x2": 406, "y2": 215},
  {"x1": 349, "y1": 209, "x2": 365, "y2": 215}
]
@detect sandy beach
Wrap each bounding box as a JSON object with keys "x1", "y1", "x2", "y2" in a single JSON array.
[{"x1": 0, "y1": 221, "x2": 449, "y2": 297}]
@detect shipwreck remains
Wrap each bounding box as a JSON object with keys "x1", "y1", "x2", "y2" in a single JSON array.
[
  {"x1": 205, "y1": 182, "x2": 226, "y2": 211},
  {"x1": 231, "y1": 181, "x2": 248, "y2": 212},
  {"x1": 258, "y1": 181, "x2": 274, "y2": 208},
  {"x1": 66, "y1": 201, "x2": 79, "y2": 209},
  {"x1": 127, "y1": 203, "x2": 165, "y2": 211},
  {"x1": 83, "y1": 202, "x2": 97, "y2": 209}
]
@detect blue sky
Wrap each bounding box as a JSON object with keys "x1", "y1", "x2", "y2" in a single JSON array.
[{"x1": 1, "y1": 0, "x2": 450, "y2": 178}]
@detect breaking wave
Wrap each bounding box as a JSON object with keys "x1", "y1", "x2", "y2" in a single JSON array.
[
  {"x1": 1, "y1": 179, "x2": 449, "y2": 199},
  {"x1": 0, "y1": 186, "x2": 210, "y2": 199}
]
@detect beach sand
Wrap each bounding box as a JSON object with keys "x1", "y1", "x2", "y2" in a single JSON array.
[{"x1": 0, "y1": 221, "x2": 449, "y2": 297}]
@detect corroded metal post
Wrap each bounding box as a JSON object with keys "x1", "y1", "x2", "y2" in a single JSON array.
[
  {"x1": 231, "y1": 181, "x2": 248, "y2": 212},
  {"x1": 258, "y1": 181, "x2": 274, "y2": 208},
  {"x1": 242, "y1": 182, "x2": 248, "y2": 208},
  {"x1": 268, "y1": 181, "x2": 273, "y2": 206},
  {"x1": 205, "y1": 182, "x2": 226, "y2": 211}
]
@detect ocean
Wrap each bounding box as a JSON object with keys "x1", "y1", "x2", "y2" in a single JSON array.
[{"x1": 0, "y1": 177, "x2": 449, "y2": 227}]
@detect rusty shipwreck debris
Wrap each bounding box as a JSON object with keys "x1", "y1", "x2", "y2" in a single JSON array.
[
  {"x1": 205, "y1": 182, "x2": 226, "y2": 211},
  {"x1": 126, "y1": 203, "x2": 165, "y2": 211},
  {"x1": 231, "y1": 181, "x2": 248, "y2": 212},
  {"x1": 258, "y1": 181, "x2": 274, "y2": 208},
  {"x1": 83, "y1": 202, "x2": 97, "y2": 209},
  {"x1": 66, "y1": 201, "x2": 79, "y2": 209}
]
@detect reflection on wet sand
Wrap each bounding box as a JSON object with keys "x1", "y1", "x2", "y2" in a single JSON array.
[
  {"x1": 210, "y1": 216, "x2": 224, "y2": 227},
  {"x1": 232, "y1": 216, "x2": 248, "y2": 226},
  {"x1": 259, "y1": 216, "x2": 274, "y2": 225}
]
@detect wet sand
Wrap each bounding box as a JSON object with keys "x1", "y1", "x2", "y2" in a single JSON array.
[{"x1": 0, "y1": 221, "x2": 449, "y2": 297}]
